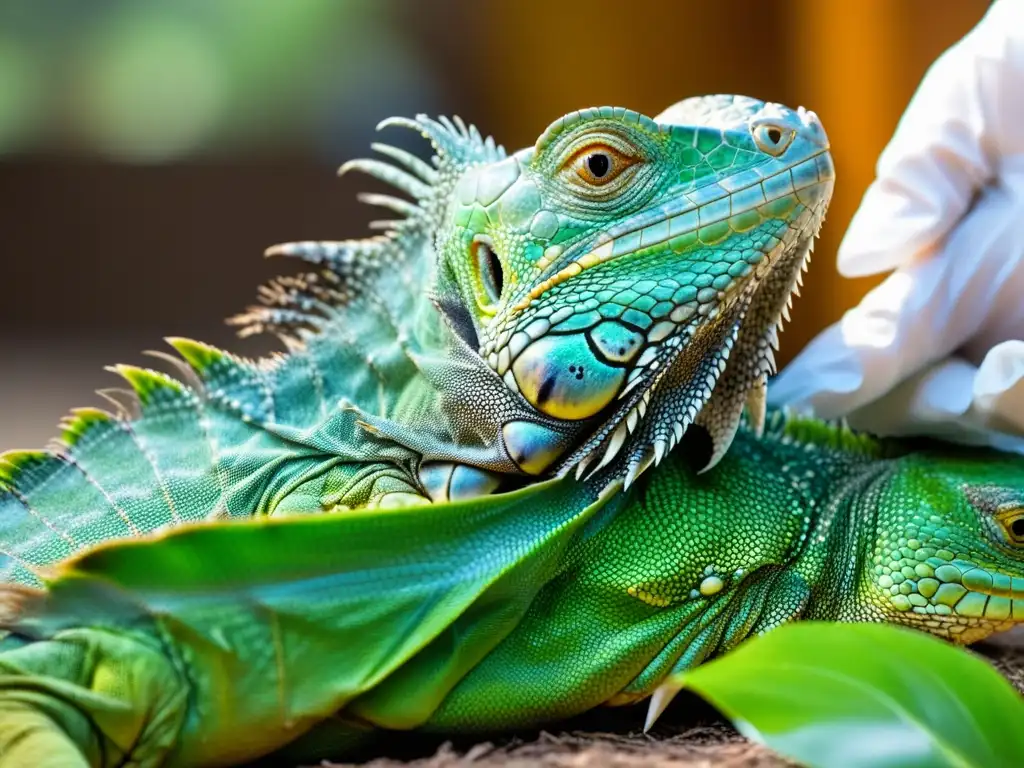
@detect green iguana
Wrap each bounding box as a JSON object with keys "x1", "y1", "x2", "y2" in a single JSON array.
[
  {"x1": 0, "y1": 94, "x2": 834, "y2": 588},
  {"x1": 3, "y1": 413, "x2": 1024, "y2": 767}
]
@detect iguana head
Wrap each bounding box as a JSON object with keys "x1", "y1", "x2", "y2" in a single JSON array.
[
  {"x1": 431, "y1": 96, "x2": 833, "y2": 484},
  {"x1": 262, "y1": 96, "x2": 833, "y2": 493},
  {"x1": 861, "y1": 448, "x2": 1024, "y2": 645}
]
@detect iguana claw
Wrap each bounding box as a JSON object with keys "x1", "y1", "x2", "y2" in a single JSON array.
[{"x1": 643, "y1": 681, "x2": 683, "y2": 733}]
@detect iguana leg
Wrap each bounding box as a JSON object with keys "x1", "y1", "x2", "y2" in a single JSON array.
[
  {"x1": 262, "y1": 459, "x2": 428, "y2": 514},
  {"x1": 0, "y1": 627, "x2": 188, "y2": 768},
  {"x1": 267, "y1": 460, "x2": 468, "y2": 513},
  {"x1": 624, "y1": 568, "x2": 812, "y2": 730}
]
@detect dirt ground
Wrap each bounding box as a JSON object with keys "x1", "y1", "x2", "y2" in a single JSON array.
[{"x1": 322, "y1": 641, "x2": 1024, "y2": 768}]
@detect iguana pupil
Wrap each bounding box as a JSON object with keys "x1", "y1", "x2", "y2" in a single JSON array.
[{"x1": 586, "y1": 152, "x2": 610, "y2": 177}]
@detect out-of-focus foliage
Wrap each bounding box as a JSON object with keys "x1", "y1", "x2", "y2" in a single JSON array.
[{"x1": 0, "y1": 0, "x2": 438, "y2": 161}]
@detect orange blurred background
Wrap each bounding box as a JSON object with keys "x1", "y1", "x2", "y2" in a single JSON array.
[{"x1": 0, "y1": 0, "x2": 991, "y2": 446}]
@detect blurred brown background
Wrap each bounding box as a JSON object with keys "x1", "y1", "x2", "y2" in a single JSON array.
[{"x1": 0, "y1": 0, "x2": 992, "y2": 447}]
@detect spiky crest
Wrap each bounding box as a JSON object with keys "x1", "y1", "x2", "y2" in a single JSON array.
[
  {"x1": 758, "y1": 408, "x2": 899, "y2": 460},
  {"x1": 228, "y1": 113, "x2": 503, "y2": 346}
]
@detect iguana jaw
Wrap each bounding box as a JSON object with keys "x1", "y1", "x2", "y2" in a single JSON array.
[
  {"x1": 880, "y1": 559, "x2": 1021, "y2": 646},
  {"x1": 859, "y1": 481, "x2": 1024, "y2": 646},
  {"x1": 558, "y1": 221, "x2": 825, "y2": 486}
]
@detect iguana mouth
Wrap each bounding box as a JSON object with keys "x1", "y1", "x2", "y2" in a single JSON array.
[{"x1": 881, "y1": 554, "x2": 1024, "y2": 628}]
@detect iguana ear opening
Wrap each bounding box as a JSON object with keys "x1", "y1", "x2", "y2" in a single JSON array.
[
  {"x1": 432, "y1": 291, "x2": 480, "y2": 351},
  {"x1": 470, "y1": 237, "x2": 504, "y2": 315}
]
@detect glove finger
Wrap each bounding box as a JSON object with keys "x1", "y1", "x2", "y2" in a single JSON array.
[
  {"x1": 843, "y1": 348, "x2": 1024, "y2": 456},
  {"x1": 845, "y1": 357, "x2": 976, "y2": 438},
  {"x1": 838, "y1": 0, "x2": 1024, "y2": 278},
  {"x1": 769, "y1": 258, "x2": 952, "y2": 419},
  {"x1": 973, "y1": 340, "x2": 1024, "y2": 439}
]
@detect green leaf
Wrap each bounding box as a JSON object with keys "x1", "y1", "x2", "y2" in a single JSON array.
[{"x1": 674, "y1": 622, "x2": 1024, "y2": 768}]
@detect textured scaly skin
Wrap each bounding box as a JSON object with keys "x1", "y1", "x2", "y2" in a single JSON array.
[
  {"x1": 2, "y1": 411, "x2": 1024, "y2": 766},
  {"x1": 0, "y1": 95, "x2": 832, "y2": 587}
]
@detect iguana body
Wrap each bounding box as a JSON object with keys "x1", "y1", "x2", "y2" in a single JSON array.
[
  {"x1": 3, "y1": 412, "x2": 1024, "y2": 767},
  {"x1": 0, "y1": 95, "x2": 833, "y2": 586}
]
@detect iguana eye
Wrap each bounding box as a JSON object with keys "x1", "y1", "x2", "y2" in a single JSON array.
[
  {"x1": 999, "y1": 509, "x2": 1024, "y2": 545},
  {"x1": 472, "y1": 239, "x2": 504, "y2": 314},
  {"x1": 751, "y1": 123, "x2": 795, "y2": 156},
  {"x1": 586, "y1": 152, "x2": 610, "y2": 178},
  {"x1": 566, "y1": 143, "x2": 638, "y2": 188}
]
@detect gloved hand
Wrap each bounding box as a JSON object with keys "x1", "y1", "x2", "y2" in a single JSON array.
[{"x1": 769, "y1": 0, "x2": 1024, "y2": 454}]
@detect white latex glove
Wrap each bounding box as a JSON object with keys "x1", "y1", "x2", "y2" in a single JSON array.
[{"x1": 770, "y1": 0, "x2": 1024, "y2": 454}]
